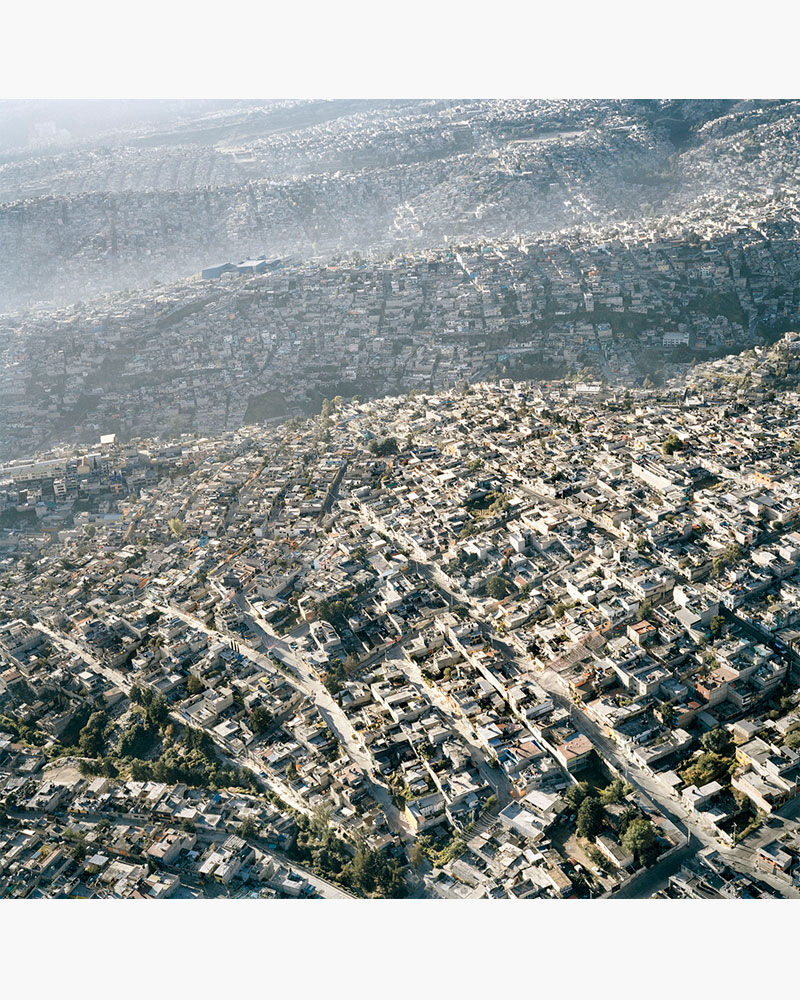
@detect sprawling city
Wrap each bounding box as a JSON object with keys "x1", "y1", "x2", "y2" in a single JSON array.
[{"x1": 3, "y1": 98, "x2": 800, "y2": 900}]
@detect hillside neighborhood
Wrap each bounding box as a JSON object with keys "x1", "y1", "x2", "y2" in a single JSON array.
[{"x1": 4, "y1": 334, "x2": 800, "y2": 896}]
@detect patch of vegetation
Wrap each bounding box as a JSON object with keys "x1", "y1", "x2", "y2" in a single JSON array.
[
  {"x1": 186, "y1": 674, "x2": 206, "y2": 695},
  {"x1": 78, "y1": 710, "x2": 111, "y2": 758},
  {"x1": 577, "y1": 797, "x2": 607, "y2": 840},
  {"x1": 116, "y1": 713, "x2": 158, "y2": 759},
  {"x1": 446, "y1": 550, "x2": 483, "y2": 577},
  {"x1": 290, "y1": 809, "x2": 406, "y2": 898},
  {"x1": 313, "y1": 596, "x2": 356, "y2": 628},
  {"x1": 0, "y1": 713, "x2": 48, "y2": 747},
  {"x1": 585, "y1": 844, "x2": 618, "y2": 877},
  {"x1": 429, "y1": 836, "x2": 466, "y2": 868},
  {"x1": 367, "y1": 437, "x2": 398, "y2": 457},
  {"x1": 622, "y1": 818, "x2": 660, "y2": 867},
  {"x1": 249, "y1": 705, "x2": 273, "y2": 735},
  {"x1": 485, "y1": 574, "x2": 511, "y2": 600},
  {"x1": 322, "y1": 658, "x2": 347, "y2": 696},
  {"x1": 599, "y1": 778, "x2": 633, "y2": 805},
  {"x1": 0, "y1": 507, "x2": 38, "y2": 530},
  {"x1": 80, "y1": 724, "x2": 258, "y2": 792},
  {"x1": 680, "y1": 750, "x2": 735, "y2": 787}
]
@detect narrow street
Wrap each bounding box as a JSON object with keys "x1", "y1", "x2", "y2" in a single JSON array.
[
  {"x1": 8, "y1": 807, "x2": 354, "y2": 899},
  {"x1": 401, "y1": 651, "x2": 512, "y2": 807},
  {"x1": 235, "y1": 598, "x2": 414, "y2": 839},
  {"x1": 158, "y1": 598, "x2": 413, "y2": 839},
  {"x1": 33, "y1": 621, "x2": 129, "y2": 691}
]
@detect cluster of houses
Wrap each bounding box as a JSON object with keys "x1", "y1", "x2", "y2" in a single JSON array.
[{"x1": 5, "y1": 332, "x2": 800, "y2": 895}]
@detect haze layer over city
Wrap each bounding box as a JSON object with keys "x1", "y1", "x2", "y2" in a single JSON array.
[{"x1": 3, "y1": 99, "x2": 800, "y2": 900}]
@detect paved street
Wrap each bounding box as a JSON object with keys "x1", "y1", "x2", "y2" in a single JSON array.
[
  {"x1": 401, "y1": 651, "x2": 512, "y2": 807},
  {"x1": 234, "y1": 595, "x2": 414, "y2": 839}
]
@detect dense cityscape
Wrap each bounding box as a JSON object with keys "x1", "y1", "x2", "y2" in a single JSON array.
[{"x1": 3, "y1": 98, "x2": 800, "y2": 898}]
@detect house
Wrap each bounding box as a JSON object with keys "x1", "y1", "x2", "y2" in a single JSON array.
[
  {"x1": 756, "y1": 840, "x2": 794, "y2": 874},
  {"x1": 552, "y1": 732, "x2": 593, "y2": 772},
  {"x1": 626, "y1": 620, "x2": 658, "y2": 647},
  {"x1": 403, "y1": 790, "x2": 446, "y2": 833},
  {"x1": 595, "y1": 834, "x2": 635, "y2": 871},
  {"x1": 682, "y1": 780, "x2": 724, "y2": 812},
  {"x1": 146, "y1": 830, "x2": 197, "y2": 865}
]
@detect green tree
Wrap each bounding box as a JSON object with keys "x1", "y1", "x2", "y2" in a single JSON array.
[
  {"x1": 322, "y1": 657, "x2": 347, "y2": 695},
  {"x1": 168, "y1": 518, "x2": 186, "y2": 539},
  {"x1": 314, "y1": 597, "x2": 354, "y2": 627},
  {"x1": 117, "y1": 714, "x2": 157, "y2": 759},
  {"x1": 482, "y1": 794, "x2": 498, "y2": 814},
  {"x1": 368, "y1": 437, "x2": 398, "y2": 457},
  {"x1": 564, "y1": 781, "x2": 591, "y2": 810},
  {"x1": 709, "y1": 615, "x2": 725, "y2": 640},
  {"x1": 617, "y1": 806, "x2": 639, "y2": 837},
  {"x1": 238, "y1": 815, "x2": 258, "y2": 839},
  {"x1": 701, "y1": 727, "x2": 732, "y2": 756},
  {"x1": 659, "y1": 701, "x2": 676, "y2": 727},
  {"x1": 310, "y1": 804, "x2": 331, "y2": 838},
  {"x1": 141, "y1": 690, "x2": 169, "y2": 728},
  {"x1": 622, "y1": 818, "x2": 659, "y2": 867},
  {"x1": 600, "y1": 778, "x2": 632, "y2": 805},
  {"x1": 409, "y1": 841, "x2": 426, "y2": 870},
  {"x1": 662, "y1": 433, "x2": 684, "y2": 456},
  {"x1": 78, "y1": 710, "x2": 108, "y2": 758},
  {"x1": 724, "y1": 542, "x2": 742, "y2": 564},
  {"x1": 249, "y1": 705, "x2": 273, "y2": 735},
  {"x1": 486, "y1": 574, "x2": 509, "y2": 600},
  {"x1": 576, "y1": 797, "x2": 606, "y2": 840},
  {"x1": 186, "y1": 674, "x2": 205, "y2": 696}
]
